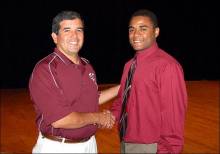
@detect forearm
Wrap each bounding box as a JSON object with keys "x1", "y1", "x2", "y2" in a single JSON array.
[
  {"x1": 52, "y1": 111, "x2": 115, "y2": 129},
  {"x1": 99, "y1": 85, "x2": 120, "y2": 104},
  {"x1": 52, "y1": 112, "x2": 99, "y2": 129}
]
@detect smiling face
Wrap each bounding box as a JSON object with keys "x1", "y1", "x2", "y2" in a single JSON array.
[
  {"x1": 51, "y1": 18, "x2": 84, "y2": 57},
  {"x1": 129, "y1": 16, "x2": 159, "y2": 52}
]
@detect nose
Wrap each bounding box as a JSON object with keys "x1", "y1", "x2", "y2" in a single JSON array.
[
  {"x1": 133, "y1": 29, "x2": 141, "y2": 36},
  {"x1": 70, "y1": 30, "x2": 77, "y2": 38}
]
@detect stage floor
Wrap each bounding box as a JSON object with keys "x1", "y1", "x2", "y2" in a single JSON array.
[{"x1": 1, "y1": 81, "x2": 219, "y2": 153}]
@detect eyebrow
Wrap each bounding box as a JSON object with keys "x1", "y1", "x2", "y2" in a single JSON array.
[
  {"x1": 63, "y1": 27, "x2": 71, "y2": 30},
  {"x1": 128, "y1": 25, "x2": 149, "y2": 29},
  {"x1": 77, "y1": 27, "x2": 84, "y2": 30},
  {"x1": 139, "y1": 25, "x2": 148, "y2": 28},
  {"x1": 62, "y1": 27, "x2": 84, "y2": 31}
]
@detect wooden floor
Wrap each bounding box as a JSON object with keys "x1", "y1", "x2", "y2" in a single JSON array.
[{"x1": 0, "y1": 81, "x2": 219, "y2": 153}]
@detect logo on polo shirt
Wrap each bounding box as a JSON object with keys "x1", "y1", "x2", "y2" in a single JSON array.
[
  {"x1": 89, "y1": 73, "x2": 98, "y2": 89},
  {"x1": 89, "y1": 73, "x2": 97, "y2": 83}
]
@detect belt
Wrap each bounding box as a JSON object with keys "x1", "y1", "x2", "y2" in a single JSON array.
[{"x1": 42, "y1": 134, "x2": 91, "y2": 143}]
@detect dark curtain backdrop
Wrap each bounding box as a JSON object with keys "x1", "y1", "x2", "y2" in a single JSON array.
[{"x1": 2, "y1": 0, "x2": 219, "y2": 88}]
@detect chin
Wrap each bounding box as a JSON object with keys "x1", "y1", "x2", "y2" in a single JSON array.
[
  {"x1": 131, "y1": 45, "x2": 141, "y2": 50},
  {"x1": 69, "y1": 48, "x2": 79, "y2": 53},
  {"x1": 133, "y1": 47, "x2": 144, "y2": 51}
]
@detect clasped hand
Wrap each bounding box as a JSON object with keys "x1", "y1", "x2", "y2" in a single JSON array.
[{"x1": 97, "y1": 110, "x2": 115, "y2": 129}]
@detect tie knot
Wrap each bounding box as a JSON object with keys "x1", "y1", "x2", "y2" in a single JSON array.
[{"x1": 131, "y1": 56, "x2": 137, "y2": 70}]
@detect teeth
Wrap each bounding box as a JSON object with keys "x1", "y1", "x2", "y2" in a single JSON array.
[
  {"x1": 134, "y1": 40, "x2": 141, "y2": 43},
  {"x1": 70, "y1": 41, "x2": 77, "y2": 44}
]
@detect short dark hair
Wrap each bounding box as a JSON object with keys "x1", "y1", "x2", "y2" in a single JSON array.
[
  {"x1": 52, "y1": 11, "x2": 84, "y2": 34},
  {"x1": 130, "y1": 9, "x2": 158, "y2": 28}
]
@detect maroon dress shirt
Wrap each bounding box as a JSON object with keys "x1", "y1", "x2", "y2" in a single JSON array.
[
  {"x1": 29, "y1": 48, "x2": 99, "y2": 140},
  {"x1": 111, "y1": 42, "x2": 187, "y2": 153}
]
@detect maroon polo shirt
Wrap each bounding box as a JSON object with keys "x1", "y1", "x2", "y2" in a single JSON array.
[
  {"x1": 111, "y1": 42, "x2": 187, "y2": 153},
  {"x1": 29, "y1": 48, "x2": 99, "y2": 140}
]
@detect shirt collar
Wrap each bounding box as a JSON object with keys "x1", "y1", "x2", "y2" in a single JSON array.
[
  {"x1": 53, "y1": 48, "x2": 86, "y2": 66},
  {"x1": 135, "y1": 42, "x2": 159, "y2": 63}
]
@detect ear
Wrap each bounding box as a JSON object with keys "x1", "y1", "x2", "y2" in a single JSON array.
[
  {"x1": 155, "y1": 27, "x2": 160, "y2": 38},
  {"x1": 51, "y1": 32, "x2": 58, "y2": 44}
]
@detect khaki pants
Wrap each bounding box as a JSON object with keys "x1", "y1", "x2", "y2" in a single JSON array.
[{"x1": 121, "y1": 141, "x2": 157, "y2": 153}]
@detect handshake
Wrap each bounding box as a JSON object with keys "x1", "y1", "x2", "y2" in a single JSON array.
[{"x1": 94, "y1": 110, "x2": 116, "y2": 129}]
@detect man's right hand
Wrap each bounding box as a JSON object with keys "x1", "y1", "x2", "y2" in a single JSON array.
[{"x1": 97, "y1": 110, "x2": 115, "y2": 129}]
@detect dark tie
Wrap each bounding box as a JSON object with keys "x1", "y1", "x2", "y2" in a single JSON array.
[{"x1": 119, "y1": 56, "x2": 137, "y2": 141}]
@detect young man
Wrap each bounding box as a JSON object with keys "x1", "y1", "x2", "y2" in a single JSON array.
[
  {"x1": 111, "y1": 9, "x2": 188, "y2": 153},
  {"x1": 29, "y1": 10, "x2": 119, "y2": 153}
]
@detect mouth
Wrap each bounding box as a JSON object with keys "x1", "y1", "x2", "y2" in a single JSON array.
[
  {"x1": 132, "y1": 40, "x2": 142, "y2": 46},
  {"x1": 69, "y1": 41, "x2": 77, "y2": 45},
  {"x1": 133, "y1": 38, "x2": 143, "y2": 44},
  {"x1": 68, "y1": 41, "x2": 80, "y2": 51},
  {"x1": 134, "y1": 40, "x2": 141, "y2": 43}
]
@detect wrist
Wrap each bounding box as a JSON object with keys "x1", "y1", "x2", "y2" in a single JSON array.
[{"x1": 91, "y1": 113, "x2": 99, "y2": 125}]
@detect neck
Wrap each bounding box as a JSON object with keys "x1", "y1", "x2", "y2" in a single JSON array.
[
  {"x1": 63, "y1": 52, "x2": 80, "y2": 64},
  {"x1": 69, "y1": 55, "x2": 80, "y2": 64}
]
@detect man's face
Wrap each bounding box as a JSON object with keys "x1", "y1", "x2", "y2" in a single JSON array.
[
  {"x1": 129, "y1": 16, "x2": 159, "y2": 51},
  {"x1": 51, "y1": 18, "x2": 84, "y2": 56}
]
